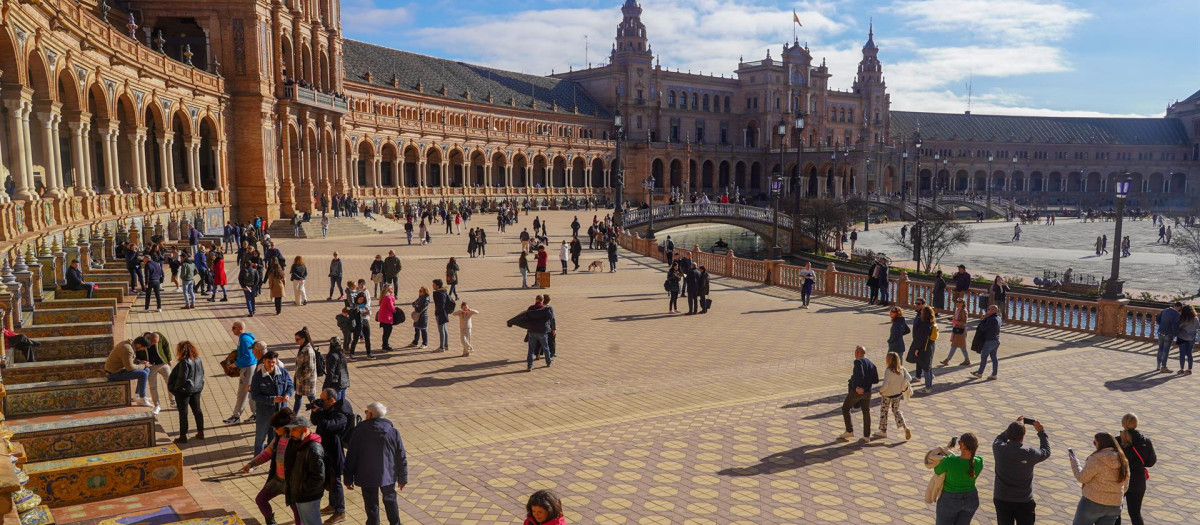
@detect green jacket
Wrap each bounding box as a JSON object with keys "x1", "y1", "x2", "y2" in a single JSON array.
[
  {"x1": 152, "y1": 332, "x2": 172, "y2": 365},
  {"x1": 180, "y1": 261, "x2": 197, "y2": 283}
]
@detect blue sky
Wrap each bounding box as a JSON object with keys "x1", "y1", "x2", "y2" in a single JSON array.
[{"x1": 341, "y1": 0, "x2": 1199, "y2": 117}]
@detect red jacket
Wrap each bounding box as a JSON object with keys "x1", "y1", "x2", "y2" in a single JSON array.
[
  {"x1": 523, "y1": 517, "x2": 566, "y2": 525},
  {"x1": 378, "y1": 294, "x2": 396, "y2": 324},
  {"x1": 212, "y1": 258, "x2": 228, "y2": 285},
  {"x1": 535, "y1": 250, "x2": 549, "y2": 268}
]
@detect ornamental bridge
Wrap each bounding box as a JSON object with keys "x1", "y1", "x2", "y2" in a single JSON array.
[
  {"x1": 861, "y1": 194, "x2": 1028, "y2": 220},
  {"x1": 622, "y1": 203, "x2": 795, "y2": 251}
]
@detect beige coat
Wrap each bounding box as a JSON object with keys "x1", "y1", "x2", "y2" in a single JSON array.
[
  {"x1": 950, "y1": 308, "x2": 968, "y2": 348},
  {"x1": 1071, "y1": 448, "x2": 1129, "y2": 506},
  {"x1": 104, "y1": 340, "x2": 146, "y2": 374},
  {"x1": 924, "y1": 446, "x2": 951, "y2": 503}
]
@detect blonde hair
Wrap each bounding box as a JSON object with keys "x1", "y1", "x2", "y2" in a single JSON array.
[
  {"x1": 1120, "y1": 413, "x2": 1139, "y2": 447},
  {"x1": 885, "y1": 352, "x2": 901, "y2": 374},
  {"x1": 419, "y1": 286, "x2": 430, "y2": 296}
]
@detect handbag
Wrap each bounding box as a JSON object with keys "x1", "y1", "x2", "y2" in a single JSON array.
[
  {"x1": 220, "y1": 351, "x2": 240, "y2": 378},
  {"x1": 371, "y1": 273, "x2": 383, "y2": 284},
  {"x1": 1132, "y1": 445, "x2": 1150, "y2": 480},
  {"x1": 952, "y1": 326, "x2": 966, "y2": 335},
  {"x1": 393, "y1": 309, "x2": 406, "y2": 324}
]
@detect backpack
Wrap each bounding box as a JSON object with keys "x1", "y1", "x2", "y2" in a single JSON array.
[
  {"x1": 445, "y1": 298, "x2": 457, "y2": 314},
  {"x1": 929, "y1": 324, "x2": 940, "y2": 342},
  {"x1": 313, "y1": 345, "x2": 326, "y2": 377},
  {"x1": 342, "y1": 414, "x2": 363, "y2": 449}
]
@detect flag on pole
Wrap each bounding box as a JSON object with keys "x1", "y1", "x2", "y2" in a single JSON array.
[{"x1": 793, "y1": 10, "x2": 802, "y2": 26}]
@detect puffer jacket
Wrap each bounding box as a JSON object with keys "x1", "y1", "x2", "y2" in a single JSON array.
[
  {"x1": 1070, "y1": 447, "x2": 1130, "y2": 506},
  {"x1": 284, "y1": 432, "x2": 325, "y2": 505}
]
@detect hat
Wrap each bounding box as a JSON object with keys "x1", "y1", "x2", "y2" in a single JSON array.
[
  {"x1": 957, "y1": 264, "x2": 966, "y2": 269},
  {"x1": 285, "y1": 415, "x2": 313, "y2": 429}
]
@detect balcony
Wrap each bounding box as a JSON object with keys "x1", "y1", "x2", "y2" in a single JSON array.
[{"x1": 283, "y1": 85, "x2": 349, "y2": 113}]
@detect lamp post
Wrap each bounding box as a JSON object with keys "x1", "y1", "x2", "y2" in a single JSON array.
[
  {"x1": 864, "y1": 156, "x2": 872, "y2": 231},
  {"x1": 933, "y1": 152, "x2": 940, "y2": 202},
  {"x1": 1103, "y1": 178, "x2": 1131, "y2": 299},
  {"x1": 777, "y1": 120, "x2": 787, "y2": 202},
  {"x1": 940, "y1": 158, "x2": 947, "y2": 200},
  {"x1": 986, "y1": 154, "x2": 994, "y2": 218},
  {"x1": 770, "y1": 175, "x2": 784, "y2": 259},
  {"x1": 901, "y1": 151, "x2": 908, "y2": 204},
  {"x1": 793, "y1": 113, "x2": 805, "y2": 210},
  {"x1": 913, "y1": 131, "x2": 923, "y2": 219},
  {"x1": 643, "y1": 176, "x2": 656, "y2": 239},
  {"x1": 1010, "y1": 156, "x2": 1017, "y2": 221},
  {"x1": 613, "y1": 111, "x2": 626, "y2": 228}
]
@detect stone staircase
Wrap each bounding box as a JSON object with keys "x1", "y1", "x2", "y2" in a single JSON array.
[{"x1": 267, "y1": 215, "x2": 405, "y2": 238}]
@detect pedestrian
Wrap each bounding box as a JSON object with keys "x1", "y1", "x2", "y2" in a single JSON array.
[
  {"x1": 1068, "y1": 433, "x2": 1130, "y2": 525},
  {"x1": 934, "y1": 433, "x2": 983, "y2": 525},
  {"x1": 932, "y1": 270, "x2": 947, "y2": 311},
  {"x1": 992, "y1": 417, "x2": 1051, "y2": 525},
  {"x1": 607, "y1": 240, "x2": 618, "y2": 272},
  {"x1": 874, "y1": 351, "x2": 912, "y2": 441},
  {"x1": 446, "y1": 258, "x2": 460, "y2": 301},
  {"x1": 505, "y1": 295, "x2": 554, "y2": 371},
  {"x1": 238, "y1": 259, "x2": 259, "y2": 316},
  {"x1": 798, "y1": 262, "x2": 816, "y2": 309},
  {"x1": 558, "y1": 240, "x2": 569, "y2": 275},
  {"x1": 1117, "y1": 413, "x2": 1156, "y2": 525},
  {"x1": 952, "y1": 264, "x2": 971, "y2": 305},
  {"x1": 697, "y1": 265, "x2": 710, "y2": 313},
  {"x1": 570, "y1": 236, "x2": 582, "y2": 271},
  {"x1": 451, "y1": 302, "x2": 480, "y2": 356},
  {"x1": 224, "y1": 322, "x2": 258, "y2": 424},
  {"x1": 179, "y1": 253, "x2": 197, "y2": 309},
  {"x1": 1095, "y1": 236, "x2": 1102, "y2": 256},
  {"x1": 543, "y1": 294, "x2": 558, "y2": 359},
  {"x1": 887, "y1": 305, "x2": 910, "y2": 356},
  {"x1": 684, "y1": 265, "x2": 701, "y2": 315},
  {"x1": 990, "y1": 276, "x2": 1010, "y2": 320},
  {"x1": 311, "y1": 388, "x2": 351, "y2": 524},
  {"x1": 520, "y1": 228, "x2": 531, "y2": 252},
  {"x1": 293, "y1": 328, "x2": 318, "y2": 408},
  {"x1": 283, "y1": 415, "x2": 326, "y2": 525},
  {"x1": 267, "y1": 259, "x2": 286, "y2": 315},
  {"x1": 379, "y1": 284, "x2": 401, "y2": 352},
  {"x1": 664, "y1": 265, "x2": 681, "y2": 314},
  {"x1": 143, "y1": 254, "x2": 164, "y2": 312},
  {"x1": 404, "y1": 220, "x2": 414, "y2": 245},
  {"x1": 519, "y1": 251, "x2": 531, "y2": 289},
  {"x1": 866, "y1": 257, "x2": 881, "y2": 305},
  {"x1": 850, "y1": 229, "x2": 858, "y2": 251},
  {"x1": 1012, "y1": 223, "x2": 1021, "y2": 242},
  {"x1": 1153, "y1": 302, "x2": 1182, "y2": 373},
  {"x1": 104, "y1": 336, "x2": 154, "y2": 407},
  {"x1": 941, "y1": 298, "x2": 970, "y2": 366},
  {"x1": 142, "y1": 332, "x2": 174, "y2": 415},
  {"x1": 344, "y1": 402, "x2": 409, "y2": 525},
  {"x1": 523, "y1": 489, "x2": 567, "y2": 525},
  {"x1": 874, "y1": 256, "x2": 890, "y2": 304},
  {"x1": 241, "y1": 408, "x2": 301, "y2": 525},
  {"x1": 291, "y1": 256, "x2": 309, "y2": 306},
  {"x1": 249, "y1": 350, "x2": 294, "y2": 455},
  {"x1": 409, "y1": 287, "x2": 430, "y2": 349},
  {"x1": 1176, "y1": 304, "x2": 1196, "y2": 374},
  {"x1": 350, "y1": 294, "x2": 374, "y2": 359},
  {"x1": 321, "y1": 214, "x2": 330, "y2": 238},
  {"x1": 167, "y1": 340, "x2": 205, "y2": 444},
  {"x1": 838, "y1": 345, "x2": 878, "y2": 444},
  {"x1": 369, "y1": 255, "x2": 384, "y2": 296},
  {"x1": 432, "y1": 279, "x2": 452, "y2": 352},
  {"x1": 908, "y1": 304, "x2": 938, "y2": 394},
  {"x1": 328, "y1": 252, "x2": 344, "y2": 301},
  {"x1": 382, "y1": 250, "x2": 402, "y2": 295}
]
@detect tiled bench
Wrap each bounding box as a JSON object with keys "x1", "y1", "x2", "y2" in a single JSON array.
[
  {"x1": 32, "y1": 297, "x2": 118, "y2": 315},
  {"x1": 54, "y1": 287, "x2": 126, "y2": 302},
  {"x1": 14, "y1": 334, "x2": 113, "y2": 363},
  {"x1": 20, "y1": 321, "x2": 113, "y2": 339},
  {"x1": 11, "y1": 410, "x2": 156, "y2": 462},
  {"x1": 3, "y1": 377, "x2": 130, "y2": 417},
  {"x1": 2, "y1": 358, "x2": 107, "y2": 385},
  {"x1": 23, "y1": 445, "x2": 183, "y2": 508},
  {"x1": 168, "y1": 515, "x2": 246, "y2": 525},
  {"x1": 32, "y1": 307, "x2": 115, "y2": 325}
]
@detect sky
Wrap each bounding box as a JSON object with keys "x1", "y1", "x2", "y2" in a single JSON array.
[{"x1": 341, "y1": 0, "x2": 1199, "y2": 118}]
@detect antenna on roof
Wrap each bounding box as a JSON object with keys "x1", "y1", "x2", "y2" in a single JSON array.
[{"x1": 965, "y1": 73, "x2": 973, "y2": 115}]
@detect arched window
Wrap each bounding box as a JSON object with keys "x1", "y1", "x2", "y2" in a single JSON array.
[
  {"x1": 668, "y1": 91, "x2": 676, "y2": 108},
  {"x1": 691, "y1": 93, "x2": 698, "y2": 109}
]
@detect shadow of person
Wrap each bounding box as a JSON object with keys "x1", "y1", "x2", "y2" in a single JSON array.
[{"x1": 1103, "y1": 370, "x2": 1183, "y2": 392}]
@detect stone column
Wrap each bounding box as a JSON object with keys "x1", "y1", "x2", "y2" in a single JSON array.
[
  {"x1": 67, "y1": 119, "x2": 92, "y2": 195},
  {"x1": 1, "y1": 259, "x2": 25, "y2": 328},
  {"x1": 36, "y1": 107, "x2": 67, "y2": 198},
  {"x1": 158, "y1": 131, "x2": 176, "y2": 191},
  {"x1": 25, "y1": 246, "x2": 43, "y2": 302},
  {"x1": 1, "y1": 94, "x2": 34, "y2": 201},
  {"x1": 186, "y1": 139, "x2": 200, "y2": 190},
  {"x1": 14, "y1": 248, "x2": 35, "y2": 311},
  {"x1": 99, "y1": 121, "x2": 121, "y2": 194}
]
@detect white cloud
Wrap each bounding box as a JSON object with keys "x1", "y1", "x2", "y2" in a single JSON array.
[
  {"x1": 887, "y1": 45, "x2": 1072, "y2": 91},
  {"x1": 342, "y1": 0, "x2": 413, "y2": 34},
  {"x1": 891, "y1": 89, "x2": 1160, "y2": 118},
  {"x1": 889, "y1": 0, "x2": 1092, "y2": 43}
]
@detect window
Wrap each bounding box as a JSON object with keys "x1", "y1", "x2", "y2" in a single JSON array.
[
  {"x1": 702, "y1": 94, "x2": 710, "y2": 111},
  {"x1": 775, "y1": 97, "x2": 780, "y2": 110},
  {"x1": 670, "y1": 117, "x2": 680, "y2": 142},
  {"x1": 724, "y1": 96, "x2": 731, "y2": 113},
  {"x1": 696, "y1": 121, "x2": 705, "y2": 143},
  {"x1": 636, "y1": 116, "x2": 643, "y2": 129},
  {"x1": 692, "y1": 93, "x2": 698, "y2": 109},
  {"x1": 720, "y1": 122, "x2": 729, "y2": 145},
  {"x1": 668, "y1": 91, "x2": 676, "y2": 108},
  {"x1": 848, "y1": 109, "x2": 854, "y2": 123}
]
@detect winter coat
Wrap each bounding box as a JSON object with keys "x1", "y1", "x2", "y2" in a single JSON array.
[
  {"x1": 698, "y1": 271, "x2": 710, "y2": 296},
  {"x1": 369, "y1": 260, "x2": 384, "y2": 279},
  {"x1": 238, "y1": 264, "x2": 257, "y2": 290},
  {"x1": 950, "y1": 307, "x2": 968, "y2": 348},
  {"x1": 433, "y1": 290, "x2": 451, "y2": 324},
  {"x1": 1119, "y1": 430, "x2": 1156, "y2": 492},
  {"x1": 294, "y1": 343, "x2": 318, "y2": 398},
  {"x1": 268, "y1": 272, "x2": 286, "y2": 298},
  {"x1": 322, "y1": 344, "x2": 351, "y2": 391},
  {"x1": 1070, "y1": 448, "x2": 1129, "y2": 506},
  {"x1": 311, "y1": 398, "x2": 352, "y2": 484},
  {"x1": 144, "y1": 260, "x2": 165, "y2": 283},
  {"x1": 290, "y1": 264, "x2": 308, "y2": 281},
  {"x1": 344, "y1": 418, "x2": 408, "y2": 487},
  {"x1": 179, "y1": 261, "x2": 197, "y2": 284},
  {"x1": 445, "y1": 261, "x2": 459, "y2": 285},
  {"x1": 378, "y1": 294, "x2": 396, "y2": 325},
  {"x1": 382, "y1": 256, "x2": 402, "y2": 278},
  {"x1": 665, "y1": 272, "x2": 681, "y2": 295},
  {"x1": 507, "y1": 305, "x2": 554, "y2": 335},
  {"x1": 167, "y1": 357, "x2": 205, "y2": 395},
  {"x1": 411, "y1": 295, "x2": 430, "y2": 328},
  {"x1": 887, "y1": 317, "x2": 910, "y2": 355},
  {"x1": 249, "y1": 367, "x2": 294, "y2": 412},
  {"x1": 284, "y1": 432, "x2": 325, "y2": 505},
  {"x1": 932, "y1": 278, "x2": 947, "y2": 309},
  {"x1": 212, "y1": 258, "x2": 227, "y2": 286},
  {"x1": 328, "y1": 258, "x2": 343, "y2": 279}
]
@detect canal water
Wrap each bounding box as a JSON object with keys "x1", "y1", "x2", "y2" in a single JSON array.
[{"x1": 657, "y1": 224, "x2": 768, "y2": 259}]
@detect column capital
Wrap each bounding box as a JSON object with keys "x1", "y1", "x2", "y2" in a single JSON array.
[
  {"x1": 0, "y1": 84, "x2": 34, "y2": 105},
  {"x1": 33, "y1": 99, "x2": 63, "y2": 116}
]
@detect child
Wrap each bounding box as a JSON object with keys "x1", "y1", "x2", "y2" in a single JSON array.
[
  {"x1": 424, "y1": 230, "x2": 432, "y2": 245},
  {"x1": 524, "y1": 490, "x2": 565, "y2": 525},
  {"x1": 450, "y1": 302, "x2": 480, "y2": 357},
  {"x1": 336, "y1": 307, "x2": 353, "y2": 356}
]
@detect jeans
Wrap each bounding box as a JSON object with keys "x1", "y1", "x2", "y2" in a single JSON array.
[
  {"x1": 294, "y1": 498, "x2": 322, "y2": 525},
  {"x1": 438, "y1": 322, "x2": 450, "y2": 349},
  {"x1": 243, "y1": 289, "x2": 256, "y2": 315},
  {"x1": 527, "y1": 332, "x2": 551, "y2": 368},
  {"x1": 1156, "y1": 334, "x2": 1173, "y2": 368},
  {"x1": 411, "y1": 327, "x2": 427, "y2": 346},
  {"x1": 840, "y1": 385, "x2": 871, "y2": 437},
  {"x1": 448, "y1": 283, "x2": 458, "y2": 299},
  {"x1": 329, "y1": 278, "x2": 343, "y2": 298},
  {"x1": 976, "y1": 340, "x2": 1000, "y2": 376},
  {"x1": 945, "y1": 346, "x2": 968, "y2": 362},
  {"x1": 231, "y1": 366, "x2": 257, "y2": 419},
  {"x1": 936, "y1": 490, "x2": 979, "y2": 525},
  {"x1": 386, "y1": 276, "x2": 399, "y2": 296},
  {"x1": 174, "y1": 392, "x2": 204, "y2": 437},
  {"x1": 521, "y1": 268, "x2": 529, "y2": 287},
  {"x1": 362, "y1": 484, "x2": 401, "y2": 525},
  {"x1": 254, "y1": 480, "x2": 300, "y2": 525},
  {"x1": 351, "y1": 326, "x2": 372, "y2": 356},
  {"x1": 1072, "y1": 497, "x2": 1120, "y2": 525},
  {"x1": 327, "y1": 474, "x2": 346, "y2": 514},
  {"x1": 144, "y1": 281, "x2": 162, "y2": 310},
  {"x1": 253, "y1": 403, "x2": 282, "y2": 455},
  {"x1": 182, "y1": 282, "x2": 195, "y2": 306},
  {"x1": 108, "y1": 368, "x2": 150, "y2": 398},
  {"x1": 687, "y1": 294, "x2": 699, "y2": 314},
  {"x1": 128, "y1": 267, "x2": 144, "y2": 289},
  {"x1": 210, "y1": 284, "x2": 227, "y2": 300},
  {"x1": 1179, "y1": 340, "x2": 1194, "y2": 370},
  {"x1": 994, "y1": 498, "x2": 1036, "y2": 525},
  {"x1": 668, "y1": 291, "x2": 678, "y2": 311},
  {"x1": 561, "y1": 260, "x2": 568, "y2": 274}
]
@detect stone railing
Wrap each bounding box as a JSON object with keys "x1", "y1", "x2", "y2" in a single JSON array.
[{"x1": 619, "y1": 232, "x2": 1161, "y2": 342}]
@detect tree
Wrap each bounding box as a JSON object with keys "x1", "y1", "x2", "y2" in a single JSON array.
[
  {"x1": 884, "y1": 213, "x2": 972, "y2": 273},
  {"x1": 793, "y1": 197, "x2": 868, "y2": 254},
  {"x1": 1171, "y1": 221, "x2": 1200, "y2": 296}
]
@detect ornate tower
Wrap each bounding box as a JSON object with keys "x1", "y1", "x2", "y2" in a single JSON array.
[
  {"x1": 853, "y1": 22, "x2": 890, "y2": 145},
  {"x1": 610, "y1": 0, "x2": 654, "y2": 142}
]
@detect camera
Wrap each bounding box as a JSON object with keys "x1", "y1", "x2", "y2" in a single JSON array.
[
  {"x1": 948, "y1": 436, "x2": 958, "y2": 448},
  {"x1": 305, "y1": 402, "x2": 321, "y2": 411},
  {"x1": 1023, "y1": 418, "x2": 1036, "y2": 425}
]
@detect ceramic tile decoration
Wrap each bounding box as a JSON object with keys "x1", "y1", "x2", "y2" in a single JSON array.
[
  {"x1": 4, "y1": 379, "x2": 129, "y2": 417},
  {"x1": 22, "y1": 445, "x2": 183, "y2": 508},
  {"x1": 11, "y1": 412, "x2": 155, "y2": 462}
]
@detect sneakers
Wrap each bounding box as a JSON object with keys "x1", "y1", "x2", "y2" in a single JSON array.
[
  {"x1": 970, "y1": 372, "x2": 983, "y2": 379},
  {"x1": 871, "y1": 431, "x2": 888, "y2": 440},
  {"x1": 859, "y1": 436, "x2": 871, "y2": 444},
  {"x1": 905, "y1": 427, "x2": 912, "y2": 440},
  {"x1": 1161, "y1": 367, "x2": 1173, "y2": 373},
  {"x1": 960, "y1": 360, "x2": 971, "y2": 366},
  {"x1": 222, "y1": 416, "x2": 241, "y2": 425},
  {"x1": 135, "y1": 397, "x2": 154, "y2": 408},
  {"x1": 838, "y1": 431, "x2": 855, "y2": 440},
  {"x1": 152, "y1": 404, "x2": 162, "y2": 415},
  {"x1": 324, "y1": 513, "x2": 347, "y2": 525},
  {"x1": 938, "y1": 360, "x2": 950, "y2": 366},
  {"x1": 247, "y1": 414, "x2": 256, "y2": 423},
  {"x1": 987, "y1": 375, "x2": 998, "y2": 381},
  {"x1": 321, "y1": 506, "x2": 334, "y2": 515},
  {"x1": 919, "y1": 387, "x2": 933, "y2": 394}
]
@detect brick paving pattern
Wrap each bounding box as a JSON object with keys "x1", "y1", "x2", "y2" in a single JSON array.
[{"x1": 126, "y1": 210, "x2": 1191, "y2": 524}]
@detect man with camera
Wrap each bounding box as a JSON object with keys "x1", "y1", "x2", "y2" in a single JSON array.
[
  {"x1": 992, "y1": 416, "x2": 1051, "y2": 525},
  {"x1": 310, "y1": 388, "x2": 353, "y2": 525}
]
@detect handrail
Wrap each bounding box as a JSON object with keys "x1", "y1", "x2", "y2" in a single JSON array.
[{"x1": 623, "y1": 203, "x2": 792, "y2": 230}]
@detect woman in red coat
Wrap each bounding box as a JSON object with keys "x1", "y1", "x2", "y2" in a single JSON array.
[{"x1": 209, "y1": 251, "x2": 228, "y2": 302}]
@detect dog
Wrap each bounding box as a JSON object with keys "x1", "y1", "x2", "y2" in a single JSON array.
[{"x1": 587, "y1": 260, "x2": 605, "y2": 272}]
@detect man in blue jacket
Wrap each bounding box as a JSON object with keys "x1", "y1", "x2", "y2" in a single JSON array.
[
  {"x1": 345, "y1": 402, "x2": 408, "y2": 525},
  {"x1": 125, "y1": 242, "x2": 143, "y2": 292},
  {"x1": 142, "y1": 255, "x2": 164, "y2": 312},
  {"x1": 249, "y1": 350, "x2": 293, "y2": 455},
  {"x1": 194, "y1": 245, "x2": 210, "y2": 296},
  {"x1": 224, "y1": 322, "x2": 259, "y2": 426},
  {"x1": 1155, "y1": 302, "x2": 1182, "y2": 373}
]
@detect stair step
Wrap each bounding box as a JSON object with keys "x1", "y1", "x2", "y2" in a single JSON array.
[
  {"x1": 167, "y1": 514, "x2": 246, "y2": 525},
  {"x1": 15, "y1": 333, "x2": 115, "y2": 364},
  {"x1": 2, "y1": 358, "x2": 108, "y2": 385},
  {"x1": 11, "y1": 408, "x2": 157, "y2": 462},
  {"x1": 30, "y1": 297, "x2": 118, "y2": 315},
  {"x1": 3, "y1": 377, "x2": 129, "y2": 417},
  {"x1": 23, "y1": 444, "x2": 183, "y2": 508}
]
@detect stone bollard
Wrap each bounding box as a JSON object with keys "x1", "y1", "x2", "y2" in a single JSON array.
[
  {"x1": 12, "y1": 248, "x2": 34, "y2": 311},
  {"x1": 37, "y1": 240, "x2": 56, "y2": 292},
  {"x1": 24, "y1": 247, "x2": 41, "y2": 303},
  {"x1": 897, "y1": 272, "x2": 910, "y2": 307},
  {"x1": 825, "y1": 263, "x2": 838, "y2": 295},
  {"x1": 51, "y1": 237, "x2": 66, "y2": 288},
  {"x1": 1096, "y1": 298, "x2": 1129, "y2": 337},
  {"x1": 1, "y1": 259, "x2": 24, "y2": 328}
]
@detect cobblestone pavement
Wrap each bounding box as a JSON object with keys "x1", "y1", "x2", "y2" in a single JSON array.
[
  {"x1": 855, "y1": 218, "x2": 1199, "y2": 297},
  {"x1": 127, "y1": 210, "x2": 1193, "y2": 524}
]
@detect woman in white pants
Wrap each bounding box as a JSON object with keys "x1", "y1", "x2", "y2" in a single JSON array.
[{"x1": 290, "y1": 256, "x2": 308, "y2": 306}]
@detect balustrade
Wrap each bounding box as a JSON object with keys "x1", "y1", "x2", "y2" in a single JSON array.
[{"x1": 1122, "y1": 306, "x2": 1159, "y2": 341}]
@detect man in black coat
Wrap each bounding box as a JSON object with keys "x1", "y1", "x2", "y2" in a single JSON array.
[
  {"x1": 507, "y1": 296, "x2": 555, "y2": 371},
  {"x1": 284, "y1": 415, "x2": 326, "y2": 525},
  {"x1": 143, "y1": 255, "x2": 164, "y2": 312},
  {"x1": 569, "y1": 237, "x2": 582, "y2": 271},
  {"x1": 676, "y1": 256, "x2": 693, "y2": 297},
  {"x1": 697, "y1": 266, "x2": 711, "y2": 314},
  {"x1": 65, "y1": 259, "x2": 93, "y2": 298},
  {"x1": 311, "y1": 388, "x2": 353, "y2": 524},
  {"x1": 685, "y1": 266, "x2": 702, "y2": 315}
]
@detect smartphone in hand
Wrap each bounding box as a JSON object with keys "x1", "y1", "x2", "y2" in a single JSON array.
[{"x1": 1023, "y1": 418, "x2": 1036, "y2": 425}]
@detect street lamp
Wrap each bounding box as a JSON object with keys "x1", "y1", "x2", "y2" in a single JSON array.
[
  {"x1": 793, "y1": 113, "x2": 805, "y2": 210},
  {"x1": 1103, "y1": 178, "x2": 1131, "y2": 299},
  {"x1": 913, "y1": 131, "x2": 922, "y2": 219},
  {"x1": 933, "y1": 152, "x2": 940, "y2": 202},
  {"x1": 986, "y1": 154, "x2": 994, "y2": 218},
  {"x1": 901, "y1": 151, "x2": 908, "y2": 203},
  {"x1": 770, "y1": 175, "x2": 784, "y2": 259},
  {"x1": 864, "y1": 156, "x2": 872, "y2": 231},
  {"x1": 613, "y1": 111, "x2": 626, "y2": 227},
  {"x1": 643, "y1": 176, "x2": 656, "y2": 239},
  {"x1": 777, "y1": 120, "x2": 787, "y2": 199}
]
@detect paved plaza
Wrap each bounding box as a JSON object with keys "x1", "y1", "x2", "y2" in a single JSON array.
[
  {"x1": 128, "y1": 210, "x2": 1194, "y2": 524},
  {"x1": 855, "y1": 217, "x2": 1198, "y2": 297}
]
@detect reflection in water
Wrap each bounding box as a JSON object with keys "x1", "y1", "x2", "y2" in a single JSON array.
[{"x1": 658, "y1": 225, "x2": 768, "y2": 260}]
